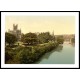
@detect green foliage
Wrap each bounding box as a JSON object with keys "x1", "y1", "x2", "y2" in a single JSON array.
[
  {"x1": 21, "y1": 33, "x2": 25, "y2": 42},
  {"x1": 5, "y1": 32, "x2": 17, "y2": 46},
  {"x1": 18, "y1": 42, "x2": 58, "y2": 64},
  {"x1": 19, "y1": 48, "x2": 32, "y2": 63},
  {"x1": 5, "y1": 42, "x2": 59, "y2": 64},
  {"x1": 56, "y1": 36, "x2": 64, "y2": 44},
  {"x1": 71, "y1": 37, "x2": 75, "y2": 43},
  {"x1": 38, "y1": 32, "x2": 54, "y2": 43},
  {"x1": 21, "y1": 33, "x2": 38, "y2": 45},
  {"x1": 5, "y1": 32, "x2": 59, "y2": 64},
  {"x1": 5, "y1": 47, "x2": 15, "y2": 63}
]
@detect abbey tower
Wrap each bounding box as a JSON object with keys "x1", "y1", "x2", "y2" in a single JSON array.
[{"x1": 8, "y1": 24, "x2": 21, "y2": 41}]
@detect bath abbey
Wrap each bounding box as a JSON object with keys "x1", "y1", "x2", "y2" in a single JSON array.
[{"x1": 8, "y1": 24, "x2": 21, "y2": 40}]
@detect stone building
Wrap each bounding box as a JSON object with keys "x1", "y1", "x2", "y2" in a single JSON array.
[{"x1": 8, "y1": 24, "x2": 21, "y2": 41}]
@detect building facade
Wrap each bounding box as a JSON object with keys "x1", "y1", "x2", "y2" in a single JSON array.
[{"x1": 8, "y1": 24, "x2": 21, "y2": 41}]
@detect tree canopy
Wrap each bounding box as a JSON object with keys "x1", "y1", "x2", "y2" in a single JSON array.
[
  {"x1": 38, "y1": 32, "x2": 54, "y2": 43},
  {"x1": 56, "y1": 36, "x2": 64, "y2": 44},
  {"x1": 71, "y1": 37, "x2": 75, "y2": 43},
  {"x1": 22, "y1": 32, "x2": 38, "y2": 45},
  {"x1": 5, "y1": 32, "x2": 17, "y2": 46}
]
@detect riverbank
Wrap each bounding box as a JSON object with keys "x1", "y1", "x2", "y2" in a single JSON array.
[
  {"x1": 35, "y1": 44, "x2": 75, "y2": 64},
  {"x1": 5, "y1": 42, "x2": 59, "y2": 64}
]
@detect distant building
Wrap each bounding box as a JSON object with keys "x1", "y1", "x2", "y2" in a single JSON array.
[
  {"x1": 55, "y1": 34, "x2": 75, "y2": 42},
  {"x1": 63, "y1": 34, "x2": 75, "y2": 42},
  {"x1": 8, "y1": 24, "x2": 21, "y2": 41}
]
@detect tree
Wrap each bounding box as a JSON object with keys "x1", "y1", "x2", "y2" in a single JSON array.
[
  {"x1": 5, "y1": 32, "x2": 17, "y2": 46},
  {"x1": 21, "y1": 33, "x2": 25, "y2": 42},
  {"x1": 22, "y1": 32, "x2": 38, "y2": 45},
  {"x1": 71, "y1": 37, "x2": 75, "y2": 43},
  {"x1": 56, "y1": 36, "x2": 64, "y2": 44},
  {"x1": 5, "y1": 47, "x2": 15, "y2": 63},
  {"x1": 38, "y1": 32, "x2": 54, "y2": 43}
]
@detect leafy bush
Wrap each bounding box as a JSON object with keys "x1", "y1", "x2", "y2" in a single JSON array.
[
  {"x1": 71, "y1": 37, "x2": 75, "y2": 43},
  {"x1": 5, "y1": 47, "x2": 15, "y2": 63},
  {"x1": 56, "y1": 36, "x2": 64, "y2": 44},
  {"x1": 5, "y1": 32, "x2": 17, "y2": 46},
  {"x1": 5, "y1": 42, "x2": 59, "y2": 64}
]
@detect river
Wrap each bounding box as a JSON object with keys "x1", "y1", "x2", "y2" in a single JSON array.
[{"x1": 35, "y1": 43, "x2": 75, "y2": 64}]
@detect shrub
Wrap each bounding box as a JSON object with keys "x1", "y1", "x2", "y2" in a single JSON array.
[
  {"x1": 5, "y1": 47, "x2": 15, "y2": 63},
  {"x1": 5, "y1": 42, "x2": 59, "y2": 64}
]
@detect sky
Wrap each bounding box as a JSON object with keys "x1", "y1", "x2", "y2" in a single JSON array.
[{"x1": 5, "y1": 16, "x2": 75, "y2": 35}]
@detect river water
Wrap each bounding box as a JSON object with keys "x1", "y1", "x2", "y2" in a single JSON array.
[{"x1": 36, "y1": 43, "x2": 75, "y2": 64}]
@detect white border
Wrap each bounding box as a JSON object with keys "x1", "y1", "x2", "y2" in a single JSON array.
[{"x1": 1, "y1": 12, "x2": 79, "y2": 68}]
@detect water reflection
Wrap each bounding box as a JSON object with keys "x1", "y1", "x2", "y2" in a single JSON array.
[
  {"x1": 70, "y1": 43, "x2": 75, "y2": 47},
  {"x1": 55, "y1": 45, "x2": 63, "y2": 52},
  {"x1": 35, "y1": 45, "x2": 63, "y2": 63},
  {"x1": 44, "y1": 45, "x2": 63, "y2": 59}
]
